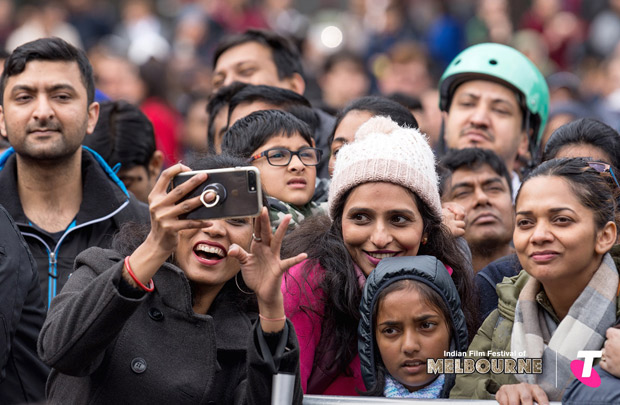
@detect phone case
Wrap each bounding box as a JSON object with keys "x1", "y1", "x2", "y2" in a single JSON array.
[{"x1": 171, "y1": 167, "x2": 263, "y2": 220}]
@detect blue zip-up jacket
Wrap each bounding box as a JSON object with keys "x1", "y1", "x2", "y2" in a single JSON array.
[{"x1": 0, "y1": 146, "x2": 149, "y2": 308}]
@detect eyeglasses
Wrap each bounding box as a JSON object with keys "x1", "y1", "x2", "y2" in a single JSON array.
[
  {"x1": 587, "y1": 161, "x2": 620, "y2": 189},
  {"x1": 249, "y1": 147, "x2": 322, "y2": 167}
]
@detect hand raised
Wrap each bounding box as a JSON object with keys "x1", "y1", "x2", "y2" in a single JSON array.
[
  {"x1": 442, "y1": 201, "x2": 466, "y2": 238},
  {"x1": 227, "y1": 207, "x2": 306, "y2": 308}
]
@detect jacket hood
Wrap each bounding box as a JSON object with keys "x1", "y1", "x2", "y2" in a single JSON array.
[{"x1": 358, "y1": 255, "x2": 469, "y2": 395}]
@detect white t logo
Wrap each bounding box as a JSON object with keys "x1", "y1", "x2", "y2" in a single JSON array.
[{"x1": 576, "y1": 350, "x2": 603, "y2": 377}]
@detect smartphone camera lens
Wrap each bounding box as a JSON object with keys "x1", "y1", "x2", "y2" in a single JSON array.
[{"x1": 248, "y1": 171, "x2": 257, "y2": 192}]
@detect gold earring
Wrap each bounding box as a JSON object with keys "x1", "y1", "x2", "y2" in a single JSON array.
[{"x1": 422, "y1": 236, "x2": 428, "y2": 245}]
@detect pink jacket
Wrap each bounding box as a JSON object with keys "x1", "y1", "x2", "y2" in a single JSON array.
[{"x1": 282, "y1": 259, "x2": 365, "y2": 395}]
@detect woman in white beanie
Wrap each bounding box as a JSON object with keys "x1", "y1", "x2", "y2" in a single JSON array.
[{"x1": 281, "y1": 116, "x2": 478, "y2": 396}]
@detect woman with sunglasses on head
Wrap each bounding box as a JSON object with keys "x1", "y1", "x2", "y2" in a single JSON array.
[
  {"x1": 451, "y1": 158, "x2": 620, "y2": 404},
  {"x1": 38, "y1": 154, "x2": 306, "y2": 404},
  {"x1": 222, "y1": 109, "x2": 325, "y2": 231},
  {"x1": 542, "y1": 117, "x2": 620, "y2": 265},
  {"x1": 475, "y1": 117, "x2": 620, "y2": 321},
  {"x1": 280, "y1": 116, "x2": 478, "y2": 395},
  {"x1": 544, "y1": 117, "x2": 620, "y2": 405}
]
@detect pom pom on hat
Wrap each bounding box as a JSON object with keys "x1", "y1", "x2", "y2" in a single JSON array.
[{"x1": 328, "y1": 116, "x2": 441, "y2": 219}]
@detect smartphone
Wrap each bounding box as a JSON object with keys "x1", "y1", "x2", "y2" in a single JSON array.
[{"x1": 171, "y1": 167, "x2": 263, "y2": 220}]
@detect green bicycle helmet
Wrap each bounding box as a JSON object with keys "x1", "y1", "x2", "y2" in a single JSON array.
[{"x1": 438, "y1": 43, "x2": 550, "y2": 149}]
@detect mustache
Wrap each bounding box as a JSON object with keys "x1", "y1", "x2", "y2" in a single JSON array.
[
  {"x1": 459, "y1": 125, "x2": 495, "y2": 142},
  {"x1": 27, "y1": 124, "x2": 62, "y2": 133}
]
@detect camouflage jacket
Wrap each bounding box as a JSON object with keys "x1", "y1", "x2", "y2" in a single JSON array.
[{"x1": 267, "y1": 197, "x2": 327, "y2": 231}]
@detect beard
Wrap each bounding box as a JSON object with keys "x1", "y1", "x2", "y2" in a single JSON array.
[
  {"x1": 8, "y1": 117, "x2": 86, "y2": 163},
  {"x1": 466, "y1": 229, "x2": 513, "y2": 259}
]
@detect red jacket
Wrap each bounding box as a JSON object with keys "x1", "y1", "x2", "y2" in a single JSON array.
[{"x1": 282, "y1": 259, "x2": 365, "y2": 395}]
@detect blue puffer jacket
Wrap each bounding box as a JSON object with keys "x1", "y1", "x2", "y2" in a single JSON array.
[
  {"x1": 563, "y1": 364, "x2": 620, "y2": 404},
  {"x1": 358, "y1": 255, "x2": 469, "y2": 397}
]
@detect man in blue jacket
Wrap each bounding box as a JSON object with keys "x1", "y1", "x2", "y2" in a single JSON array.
[{"x1": 0, "y1": 37, "x2": 148, "y2": 308}]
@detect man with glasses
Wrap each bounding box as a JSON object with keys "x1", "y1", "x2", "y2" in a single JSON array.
[{"x1": 222, "y1": 109, "x2": 324, "y2": 230}]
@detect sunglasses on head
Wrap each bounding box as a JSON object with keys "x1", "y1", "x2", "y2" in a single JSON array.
[{"x1": 587, "y1": 161, "x2": 620, "y2": 189}]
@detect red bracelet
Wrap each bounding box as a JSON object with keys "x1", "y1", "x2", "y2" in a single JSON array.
[
  {"x1": 124, "y1": 256, "x2": 154, "y2": 292},
  {"x1": 259, "y1": 314, "x2": 286, "y2": 322}
]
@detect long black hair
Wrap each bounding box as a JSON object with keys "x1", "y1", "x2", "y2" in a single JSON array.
[{"x1": 282, "y1": 184, "x2": 478, "y2": 379}]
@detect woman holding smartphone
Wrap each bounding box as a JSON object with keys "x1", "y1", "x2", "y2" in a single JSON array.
[{"x1": 38, "y1": 155, "x2": 306, "y2": 404}]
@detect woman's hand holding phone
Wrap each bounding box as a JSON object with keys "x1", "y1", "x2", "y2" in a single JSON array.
[{"x1": 123, "y1": 164, "x2": 216, "y2": 289}]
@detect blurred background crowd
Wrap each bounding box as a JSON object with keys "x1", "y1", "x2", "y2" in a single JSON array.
[{"x1": 4, "y1": 0, "x2": 620, "y2": 166}]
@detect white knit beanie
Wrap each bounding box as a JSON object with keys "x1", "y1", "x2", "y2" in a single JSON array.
[{"x1": 328, "y1": 116, "x2": 441, "y2": 219}]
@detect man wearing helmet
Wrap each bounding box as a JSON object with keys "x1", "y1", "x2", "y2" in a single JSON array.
[{"x1": 438, "y1": 43, "x2": 550, "y2": 197}]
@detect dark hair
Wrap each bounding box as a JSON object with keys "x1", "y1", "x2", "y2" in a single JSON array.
[
  {"x1": 439, "y1": 148, "x2": 513, "y2": 197},
  {"x1": 83, "y1": 100, "x2": 155, "y2": 170},
  {"x1": 321, "y1": 50, "x2": 366, "y2": 76},
  {"x1": 362, "y1": 280, "x2": 453, "y2": 396},
  {"x1": 206, "y1": 82, "x2": 248, "y2": 153},
  {"x1": 213, "y1": 29, "x2": 303, "y2": 80},
  {"x1": 228, "y1": 84, "x2": 318, "y2": 132},
  {"x1": 1, "y1": 37, "x2": 95, "y2": 105},
  {"x1": 328, "y1": 96, "x2": 419, "y2": 146},
  {"x1": 221, "y1": 109, "x2": 314, "y2": 158},
  {"x1": 112, "y1": 154, "x2": 258, "y2": 311},
  {"x1": 386, "y1": 92, "x2": 423, "y2": 111},
  {"x1": 516, "y1": 158, "x2": 617, "y2": 231},
  {"x1": 283, "y1": 104, "x2": 319, "y2": 134},
  {"x1": 139, "y1": 58, "x2": 169, "y2": 101},
  {"x1": 542, "y1": 118, "x2": 620, "y2": 169},
  {"x1": 282, "y1": 187, "x2": 478, "y2": 378}
]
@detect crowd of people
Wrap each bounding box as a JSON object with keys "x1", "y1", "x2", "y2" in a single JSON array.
[{"x1": 1, "y1": 1, "x2": 620, "y2": 404}]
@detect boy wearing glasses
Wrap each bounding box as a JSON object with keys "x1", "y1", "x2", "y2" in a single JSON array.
[{"x1": 222, "y1": 109, "x2": 325, "y2": 230}]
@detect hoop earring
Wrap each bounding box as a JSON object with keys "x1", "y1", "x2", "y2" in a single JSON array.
[{"x1": 235, "y1": 273, "x2": 254, "y2": 295}]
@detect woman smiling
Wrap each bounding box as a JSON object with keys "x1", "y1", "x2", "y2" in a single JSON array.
[
  {"x1": 281, "y1": 116, "x2": 477, "y2": 395},
  {"x1": 38, "y1": 155, "x2": 305, "y2": 404},
  {"x1": 451, "y1": 158, "x2": 620, "y2": 404}
]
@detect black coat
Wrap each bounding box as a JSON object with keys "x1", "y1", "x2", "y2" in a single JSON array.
[
  {"x1": 358, "y1": 255, "x2": 469, "y2": 397},
  {"x1": 0, "y1": 147, "x2": 149, "y2": 308},
  {"x1": 475, "y1": 253, "x2": 521, "y2": 321},
  {"x1": 38, "y1": 247, "x2": 303, "y2": 404},
  {"x1": 0, "y1": 204, "x2": 48, "y2": 404}
]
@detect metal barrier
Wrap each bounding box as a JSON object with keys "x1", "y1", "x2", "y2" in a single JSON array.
[{"x1": 303, "y1": 396, "x2": 562, "y2": 404}]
